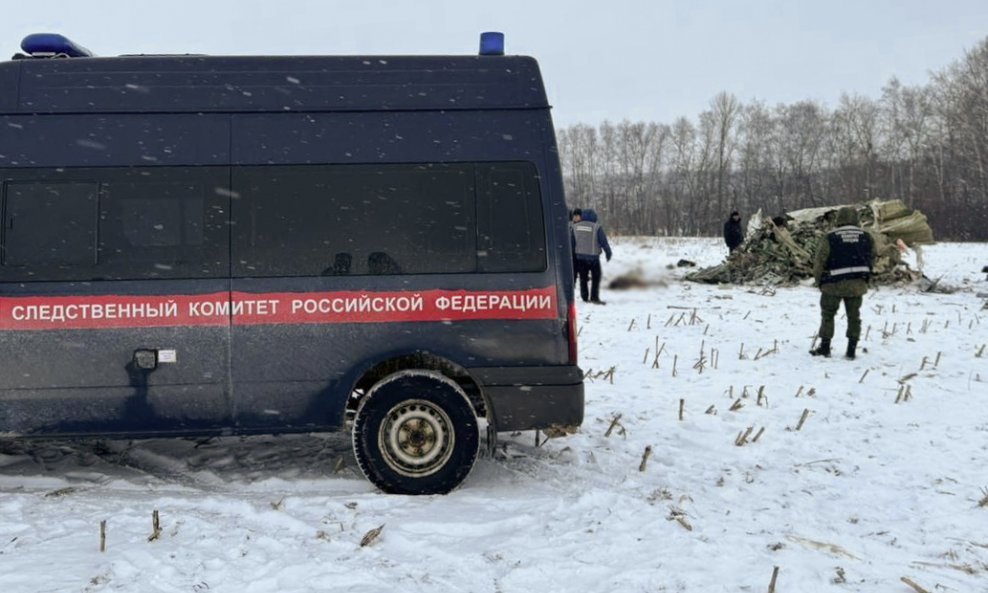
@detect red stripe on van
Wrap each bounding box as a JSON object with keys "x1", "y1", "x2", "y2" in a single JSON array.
[
  {"x1": 0, "y1": 293, "x2": 229, "y2": 330},
  {"x1": 0, "y1": 287, "x2": 558, "y2": 331}
]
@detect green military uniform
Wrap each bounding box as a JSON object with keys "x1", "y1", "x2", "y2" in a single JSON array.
[{"x1": 811, "y1": 207, "x2": 876, "y2": 359}]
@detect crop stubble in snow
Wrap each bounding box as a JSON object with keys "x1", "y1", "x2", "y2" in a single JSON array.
[{"x1": 1, "y1": 237, "x2": 987, "y2": 593}]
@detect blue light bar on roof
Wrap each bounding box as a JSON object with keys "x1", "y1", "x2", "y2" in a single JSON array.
[
  {"x1": 21, "y1": 33, "x2": 93, "y2": 58},
  {"x1": 479, "y1": 32, "x2": 504, "y2": 56}
]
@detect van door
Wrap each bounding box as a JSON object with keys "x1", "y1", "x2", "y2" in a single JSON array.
[{"x1": 0, "y1": 167, "x2": 232, "y2": 436}]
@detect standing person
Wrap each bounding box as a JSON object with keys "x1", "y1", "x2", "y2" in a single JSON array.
[
  {"x1": 723, "y1": 210, "x2": 743, "y2": 253},
  {"x1": 570, "y1": 209, "x2": 581, "y2": 281},
  {"x1": 571, "y1": 208, "x2": 612, "y2": 304},
  {"x1": 810, "y1": 206, "x2": 875, "y2": 360}
]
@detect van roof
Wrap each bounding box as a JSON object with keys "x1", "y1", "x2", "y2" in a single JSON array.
[{"x1": 0, "y1": 54, "x2": 548, "y2": 114}]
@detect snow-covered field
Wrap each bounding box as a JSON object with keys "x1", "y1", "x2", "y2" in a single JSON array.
[{"x1": 2, "y1": 237, "x2": 986, "y2": 593}]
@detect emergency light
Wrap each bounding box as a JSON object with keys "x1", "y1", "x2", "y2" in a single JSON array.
[
  {"x1": 20, "y1": 33, "x2": 93, "y2": 58},
  {"x1": 479, "y1": 32, "x2": 504, "y2": 56}
]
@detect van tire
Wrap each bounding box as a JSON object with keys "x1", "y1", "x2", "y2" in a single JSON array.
[{"x1": 352, "y1": 371, "x2": 479, "y2": 495}]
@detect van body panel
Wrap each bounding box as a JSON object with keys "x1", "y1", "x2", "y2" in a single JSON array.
[
  {"x1": 2, "y1": 55, "x2": 548, "y2": 114},
  {"x1": 0, "y1": 114, "x2": 231, "y2": 168},
  {"x1": 231, "y1": 111, "x2": 552, "y2": 165},
  {"x1": 0, "y1": 289, "x2": 232, "y2": 434}
]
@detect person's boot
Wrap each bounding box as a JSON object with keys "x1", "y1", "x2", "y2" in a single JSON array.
[
  {"x1": 810, "y1": 338, "x2": 831, "y2": 357},
  {"x1": 845, "y1": 338, "x2": 858, "y2": 360}
]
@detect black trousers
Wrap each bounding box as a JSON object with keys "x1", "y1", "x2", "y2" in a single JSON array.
[{"x1": 575, "y1": 258, "x2": 602, "y2": 302}]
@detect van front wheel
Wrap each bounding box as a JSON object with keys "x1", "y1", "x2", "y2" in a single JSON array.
[{"x1": 352, "y1": 372, "x2": 479, "y2": 495}]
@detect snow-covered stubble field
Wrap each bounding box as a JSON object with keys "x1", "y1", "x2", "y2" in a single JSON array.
[{"x1": 1, "y1": 237, "x2": 986, "y2": 593}]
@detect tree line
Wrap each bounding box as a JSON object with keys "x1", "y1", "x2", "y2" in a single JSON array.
[{"x1": 558, "y1": 37, "x2": 988, "y2": 241}]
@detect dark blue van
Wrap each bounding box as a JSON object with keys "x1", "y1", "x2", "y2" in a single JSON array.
[{"x1": 0, "y1": 33, "x2": 583, "y2": 494}]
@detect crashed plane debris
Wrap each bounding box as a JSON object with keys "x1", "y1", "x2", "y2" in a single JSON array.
[{"x1": 686, "y1": 200, "x2": 934, "y2": 286}]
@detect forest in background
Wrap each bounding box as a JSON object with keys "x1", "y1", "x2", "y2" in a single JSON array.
[{"x1": 558, "y1": 37, "x2": 988, "y2": 241}]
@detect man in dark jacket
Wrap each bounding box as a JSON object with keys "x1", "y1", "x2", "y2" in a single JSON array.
[
  {"x1": 723, "y1": 211, "x2": 743, "y2": 253},
  {"x1": 810, "y1": 206, "x2": 875, "y2": 360},
  {"x1": 571, "y1": 208, "x2": 612, "y2": 304}
]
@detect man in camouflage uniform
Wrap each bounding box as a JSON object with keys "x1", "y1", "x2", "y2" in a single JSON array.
[{"x1": 810, "y1": 206, "x2": 875, "y2": 360}]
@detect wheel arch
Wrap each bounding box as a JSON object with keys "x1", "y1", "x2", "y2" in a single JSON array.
[{"x1": 344, "y1": 351, "x2": 488, "y2": 425}]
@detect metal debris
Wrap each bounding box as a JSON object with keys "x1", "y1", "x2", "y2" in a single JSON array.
[{"x1": 687, "y1": 200, "x2": 934, "y2": 286}]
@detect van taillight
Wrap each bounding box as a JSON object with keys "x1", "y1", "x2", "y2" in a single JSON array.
[{"x1": 567, "y1": 302, "x2": 578, "y2": 364}]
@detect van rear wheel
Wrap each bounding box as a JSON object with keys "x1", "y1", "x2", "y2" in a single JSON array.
[{"x1": 352, "y1": 372, "x2": 479, "y2": 495}]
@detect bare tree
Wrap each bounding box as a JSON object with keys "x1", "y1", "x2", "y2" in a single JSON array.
[
  {"x1": 736, "y1": 101, "x2": 776, "y2": 215},
  {"x1": 558, "y1": 124, "x2": 599, "y2": 211},
  {"x1": 556, "y1": 34, "x2": 988, "y2": 240},
  {"x1": 710, "y1": 92, "x2": 741, "y2": 214}
]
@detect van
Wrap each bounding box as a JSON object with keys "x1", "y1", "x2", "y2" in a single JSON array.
[{"x1": 0, "y1": 33, "x2": 584, "y2": 494}]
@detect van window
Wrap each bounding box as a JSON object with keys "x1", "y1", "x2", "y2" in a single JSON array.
[
  {"x1": 0, "y1": 167, "x2": 228, "y2": 282},
  {"x1": 2, "y1": 181, "x2": 97, "y2": 269},
  {"x1": 0, "y1": 162, "x2": 546, "y2": 282},
  {"x1": 97, "y1": 168, "x2": 227, "y2": 279},
  {"x1": 477, "y1": 163, "x2": 547, "y2": 273},
  {"x1": 232, "y1": 161, "x2": 545, "y2": 277}
]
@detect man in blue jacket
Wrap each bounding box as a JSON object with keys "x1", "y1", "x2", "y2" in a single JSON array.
[{"x1": 571, "y1": 208, "x2": 613, "y2": 304}]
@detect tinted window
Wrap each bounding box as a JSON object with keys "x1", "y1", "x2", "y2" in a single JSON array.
[
  {"x1": 477, "y1": 163, "x2": 546, "y2": 273},
  {"x1": 0, "y1": 162, "x2": 546, "y2": 282},
  {"x1": 98, "y1": 169, "x2": 226, "y2": 279},
  {"x1": 2, "y1": 181, "x2": 97, "y2": 269},
  {"x1": 233, "y1": 162, "x2": 545, "y2": 277},
  {"x1": 0, "y1": 168, "x2": 228, "y2": 282}
]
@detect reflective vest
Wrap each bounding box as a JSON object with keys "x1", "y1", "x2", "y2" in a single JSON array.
[
  {"x1": 573, "y1": 220, "x2": 602, "y2": 257},
  {"x1": 822, "y1": 226, "x2": 873, "y2": 284}
]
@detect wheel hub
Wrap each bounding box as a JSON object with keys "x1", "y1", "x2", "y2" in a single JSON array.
[
  {"x1": 380, "y1": 400, "x2": 455, "y2": 477},
  {"x1": 401, "y1": 418, "x2": 434, "y2": 452}
]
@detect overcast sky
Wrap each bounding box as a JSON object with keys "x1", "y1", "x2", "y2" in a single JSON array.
[{"x1": 6, "y1": 0, "x2": 987, "y2": 128}]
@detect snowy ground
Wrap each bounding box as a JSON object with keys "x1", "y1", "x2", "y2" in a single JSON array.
[{"x1": 2, "y1": 238, "x2": 986, "y2": 593}]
